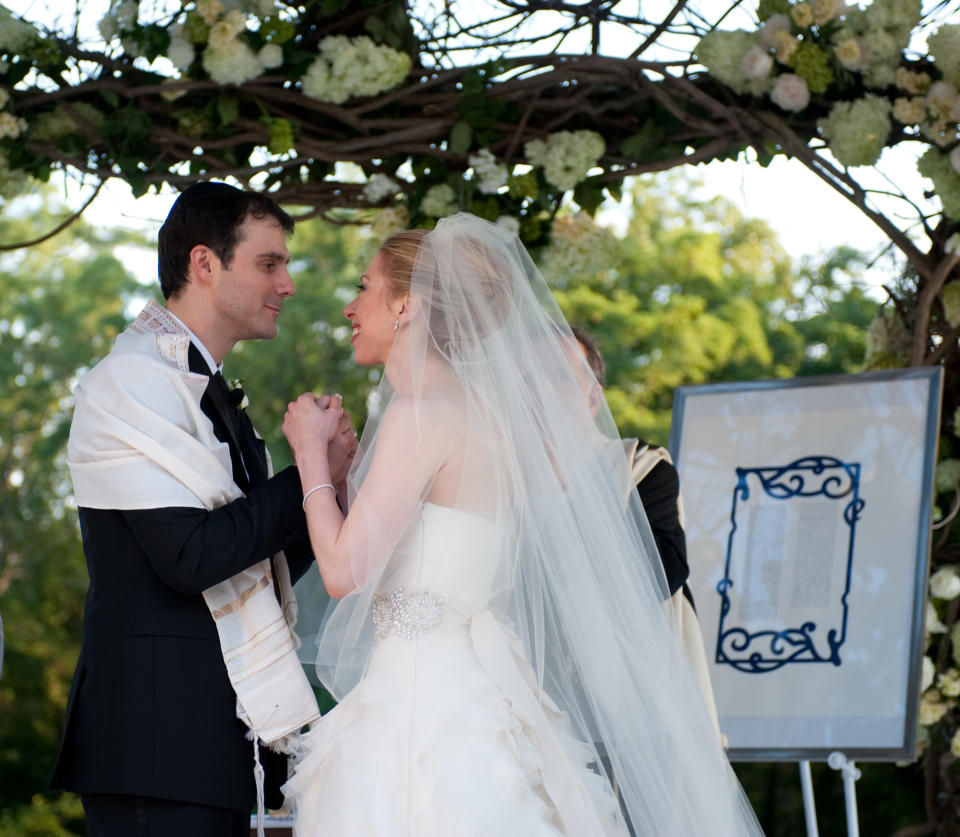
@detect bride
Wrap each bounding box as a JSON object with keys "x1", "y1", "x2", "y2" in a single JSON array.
[{"x1": 280, "y1": 213, "x2": 764, "y2": 835}]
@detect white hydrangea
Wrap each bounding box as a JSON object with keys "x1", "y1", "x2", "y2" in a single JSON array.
[
  {"x1": 769, "y1": 74, "x2": 810, "y2": 112},
  {"x1": 942, "y1": 282, "x2": 960, "y2": 328},
  {"x1": 894, "y1": 67, "x2": 932, "y2": 96},
  {"x1": 420, "y1": 183, "x2": 457, "y2": 218},
  {"x1": 927, "y1": 600, "x2": 948, "y2": 634},
  {"x1": 892, "y1": 96, "x2": 925, "y2": 126},
  {"x1": 168, "y1": 38, "x2": 196, "y2": 70},
  {"x1": 258, "y1": 43, "x2": 283, "y2": 69},
  {"x1": 363, "y1": 173, "x2": 400, "y2": 203},
  {"x1": 817, "y1": 95, "x2": 891, "y2": 167},
  {"x1": 113, "y1": 0, "x2": 139, "y2": 30},
  {"x1": 209, "y1": 18, "x2": 244, "y2": 51},
  {"x1": 0, "y1": 148, "x2": 28, "y2": 201},
  {"x1": 538, "y1": 212, "x2": 621, "y2": 285},
  {"x1": 196, "y1": 0, "x2": 225, "y2": 25},
  {"x1": 202, "y1": 40, "x2": 264, "y2": 85},
  {"x1": 370, "y1": 205, "x2": 410, "y2": 241},
  {"x1": 524, "y1": 130, "x2": 605, "y2": 193},
  {"x1": 931, "y1": 567, "x2": 960, "y2": 600},
  {"x1": 496, "y1": 215, "x2": 520, "y2": 236},
  {"x1": 468, "y1": 148, "x2": 508, "y2": 194},
  {"x1": 939, "y1": 667, "x2": 960, "y2": 698},
  {"x1": 301, "y1": 36, "x2": 411, "y2": 105},
  {"x1": 922, "y1": 655, "x2": 935, "y2": 693},
  {"x1": 695, "y1": 30, "x2": 770, "y2": 95},
  {"x1": 0, "y1": 112, "x2": 27, "y2": 140},
  {"x1": 928, "y1": 24, "x2": 960, "y2": 87},
  {"x1": 919, "y1": 689, "x2": 953, "y2": 725},
  {"x1": 936, "y1": 458, "x2": 960, "y2": 494},
  {"x1": 0, "y1": 8, "x2": 38, "y2": 51}
]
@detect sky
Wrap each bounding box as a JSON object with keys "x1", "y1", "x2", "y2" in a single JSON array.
[{"x1": 2, "y1": 0, "x2": 939, "y2": 296}]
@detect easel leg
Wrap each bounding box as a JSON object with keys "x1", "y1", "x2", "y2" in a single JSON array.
[
  {"x1": 827, "y1": 751, "x2": 861, "y2": 837},
  {"x1": 799, "y1": 760, "x2": 819, "y2": 837}
]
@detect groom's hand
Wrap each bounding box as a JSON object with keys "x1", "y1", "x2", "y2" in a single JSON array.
[{"x1": 327, "y1": 402, "x2": 358, "y2": 485}]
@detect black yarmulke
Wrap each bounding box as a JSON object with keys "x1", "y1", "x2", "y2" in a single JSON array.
[{"x1": 172, "y1": 181, "x2": 240, "y2": 211}]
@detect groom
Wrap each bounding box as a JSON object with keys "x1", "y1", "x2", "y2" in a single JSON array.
[{"x1": 52, "y1": 182, "x2": 352, "y2": 835}]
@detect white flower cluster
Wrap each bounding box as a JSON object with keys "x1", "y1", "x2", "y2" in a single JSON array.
[
  {"x1": 0, "y1": 6, "x2": 38, "y2": 52},
  {"x1": 301, "y1": 36, "x2": 411, "y2": 105},
  {"x1": 931, "y1": 566, "x2": 960, "y2": 600},
  {"x1": 864, "y1": 307, "x2": 909, "y2": 368},
  {"x1": 936, "y1": 458, "x2": 960, "y2": 494},
  {"x1": 927, "y1": 600, "x2": 948, "y2": 635},
  {"x1": 695, "y1": 30, "x2": 772, "y2": 97},
  {"x1": 524, "y1": 130, "x2": 605, "y2": 193},
  {"x1": 817, "y1": 94, "x2": 891, "y2": 168},
  {"x1": 929, "y1": 25, "x2": 960, "y2": 88},
  {"x1": 363, "y1": 173, "x2": 401, "y2": 203},
  {"x1": 420, "y1": 184, "x2": 457, "y2": 218},
  {"x1": 468, "y1": 148, "x2": 508, "y2": 194},
  {"x1": 0, "y1": 111, "x2": 27, "y2": 140},
  {"x1": 369, "y1": 206, "x2": 410, "y2": 243},
  {"x1": 919, "y1": 689, "x2": 954, "y2": 726},
  {"x1": 538, "y1": 212, "x2": 620, "y2": 285},
  {"x1": 0, "y1": 148, "x2": 28, "y2": 201},
  {"x1": 98, "y1": 0, "x2": 139, "y2": 40}
]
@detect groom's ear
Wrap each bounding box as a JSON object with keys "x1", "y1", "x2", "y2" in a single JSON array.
[{"x1": 188, "y1": 244, "x2": 217, "y2": 286}]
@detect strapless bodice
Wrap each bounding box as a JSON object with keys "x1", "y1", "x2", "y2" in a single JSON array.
[{"x1": 376, "y1": 502, "x2": 503, "y2": 624}]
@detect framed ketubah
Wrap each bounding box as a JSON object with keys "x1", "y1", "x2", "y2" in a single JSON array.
[{"x1": 668, "y1": 367, "x2": 943, "y2": 761}]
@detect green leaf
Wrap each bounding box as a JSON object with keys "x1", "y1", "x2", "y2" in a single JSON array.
[
  {"x1": 449, "y1": 121, "x2": 473, "y2": 155},
  {"x1": 217, "y1": 94, "x2": 239, "y2": 127},
  {"x1": 573, "y1": 180, "x2": 605, "y2": 215},
  {"x1": 620, "y1": 120, "x2": 666, "y2": 160}
]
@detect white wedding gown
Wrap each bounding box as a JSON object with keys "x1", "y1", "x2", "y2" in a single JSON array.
[{"x1": 283, "y1": 501, "x2": 628, "y2": 836}]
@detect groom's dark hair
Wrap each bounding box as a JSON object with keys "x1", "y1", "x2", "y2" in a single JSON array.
[{"x1": 158, "y1": 181, "x2": 294, "y2": 299}]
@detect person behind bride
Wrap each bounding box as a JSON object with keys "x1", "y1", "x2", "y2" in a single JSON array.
[{"x1": 281, "y1": 213, "x2": 763, "y2": 835}]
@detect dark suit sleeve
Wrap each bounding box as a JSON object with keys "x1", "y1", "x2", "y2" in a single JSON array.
[
  {"x1": 635, "y1": 459, "x2": 689, "y2": 597},
  {"x1": 122, "y1": 465, "x2": 312, "y2": 595}
]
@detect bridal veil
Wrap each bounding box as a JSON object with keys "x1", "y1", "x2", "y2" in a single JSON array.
[{"x1": 297, "y1": 213, "x2": 763, "y2": 835}]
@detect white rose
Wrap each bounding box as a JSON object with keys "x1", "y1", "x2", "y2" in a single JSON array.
[
  {"x1": 760, "y1": 14, "x2": 791, "y2": 49},
  {"x1": 770, "y1": 74, "x2": 810, "y2": 112},
  {"x1": 741, "y1": 46, "x2": 773, "y2": 80},
  {"x1": 931, "y1": 567, "x2": 960, "y2": 600},
  {"x1": 922, "y1": 655, "x2": 935, "y2": 693}
]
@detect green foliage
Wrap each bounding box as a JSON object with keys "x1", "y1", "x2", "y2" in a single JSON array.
[
  {"x1": 0, "y1": 191, "x2": 147, "y2": 828},
  {"x1": 552, "y1": 173, "x2": 875, "y2": 444}
]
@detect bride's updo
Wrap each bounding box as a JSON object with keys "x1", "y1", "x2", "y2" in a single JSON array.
[{"x1": 377, "y1": 218, "x2": 514, "y2": 356}]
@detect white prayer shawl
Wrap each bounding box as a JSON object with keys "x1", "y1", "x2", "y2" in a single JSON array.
[{"x1": 68, "y1": 301, "x2": 320, "y2": 751}]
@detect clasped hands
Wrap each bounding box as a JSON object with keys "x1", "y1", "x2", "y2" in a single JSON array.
[{"x1": 283, "y1": 392, "x2": 358, "y2": 484}]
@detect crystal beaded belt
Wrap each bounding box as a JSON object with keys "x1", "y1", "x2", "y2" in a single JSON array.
[{"x1": 373, "y1": 587, "x2": 447, "y2": 640}]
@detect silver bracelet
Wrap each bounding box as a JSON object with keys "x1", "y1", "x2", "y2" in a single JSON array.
[{"x1": 302, "y1": 482, "x2": 337, "y2": 510}]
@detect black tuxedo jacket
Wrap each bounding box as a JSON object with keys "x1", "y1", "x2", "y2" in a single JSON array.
[{"x1": 51, "y1": 345, "x2": 315, "y2": 813}]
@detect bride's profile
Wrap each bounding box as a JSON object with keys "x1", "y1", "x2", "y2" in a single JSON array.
[{"x1": 281, "y1": 213, "x2": 764, "y2": 835}]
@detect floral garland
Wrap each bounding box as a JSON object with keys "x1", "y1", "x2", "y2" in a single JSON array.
[{"x1": 696, "y1": 0, "x2": 960, "y2": 220}]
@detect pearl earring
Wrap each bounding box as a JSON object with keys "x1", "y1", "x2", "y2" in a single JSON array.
[{"x1": 393, "y1": 319, "x2": 400, "y2": 332}]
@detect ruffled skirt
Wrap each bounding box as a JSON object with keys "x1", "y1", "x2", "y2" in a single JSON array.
[{"x1": 283, "y1": 615, "x2": 627, "y2": 836}]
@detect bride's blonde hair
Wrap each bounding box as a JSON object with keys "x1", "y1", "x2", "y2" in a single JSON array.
[{"x1": 377, "y1": 224, "x2": 513, "y2": 355}]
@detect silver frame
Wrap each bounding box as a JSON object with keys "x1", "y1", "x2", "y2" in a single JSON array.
[{"x1": 668, "y1": 367, "x2": 943, "y2": 762}]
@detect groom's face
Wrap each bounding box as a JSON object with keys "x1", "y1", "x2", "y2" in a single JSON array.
[{"x1": 210, "y1": 215, "x2": 294, "y2": 343}]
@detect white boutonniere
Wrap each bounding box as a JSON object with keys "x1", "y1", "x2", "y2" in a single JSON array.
[{"x1": 228, "y1": 377, "x2": 250, "y2": 410}]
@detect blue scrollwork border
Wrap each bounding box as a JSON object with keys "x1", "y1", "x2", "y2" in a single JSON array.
[{"x1": 717, "y1": 456, "x2": 865, "y2": 674}]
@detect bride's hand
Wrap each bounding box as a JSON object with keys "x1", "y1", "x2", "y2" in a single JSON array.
[{"x1": 283, "y1": 393, "x2": 343, "y2": 460}]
